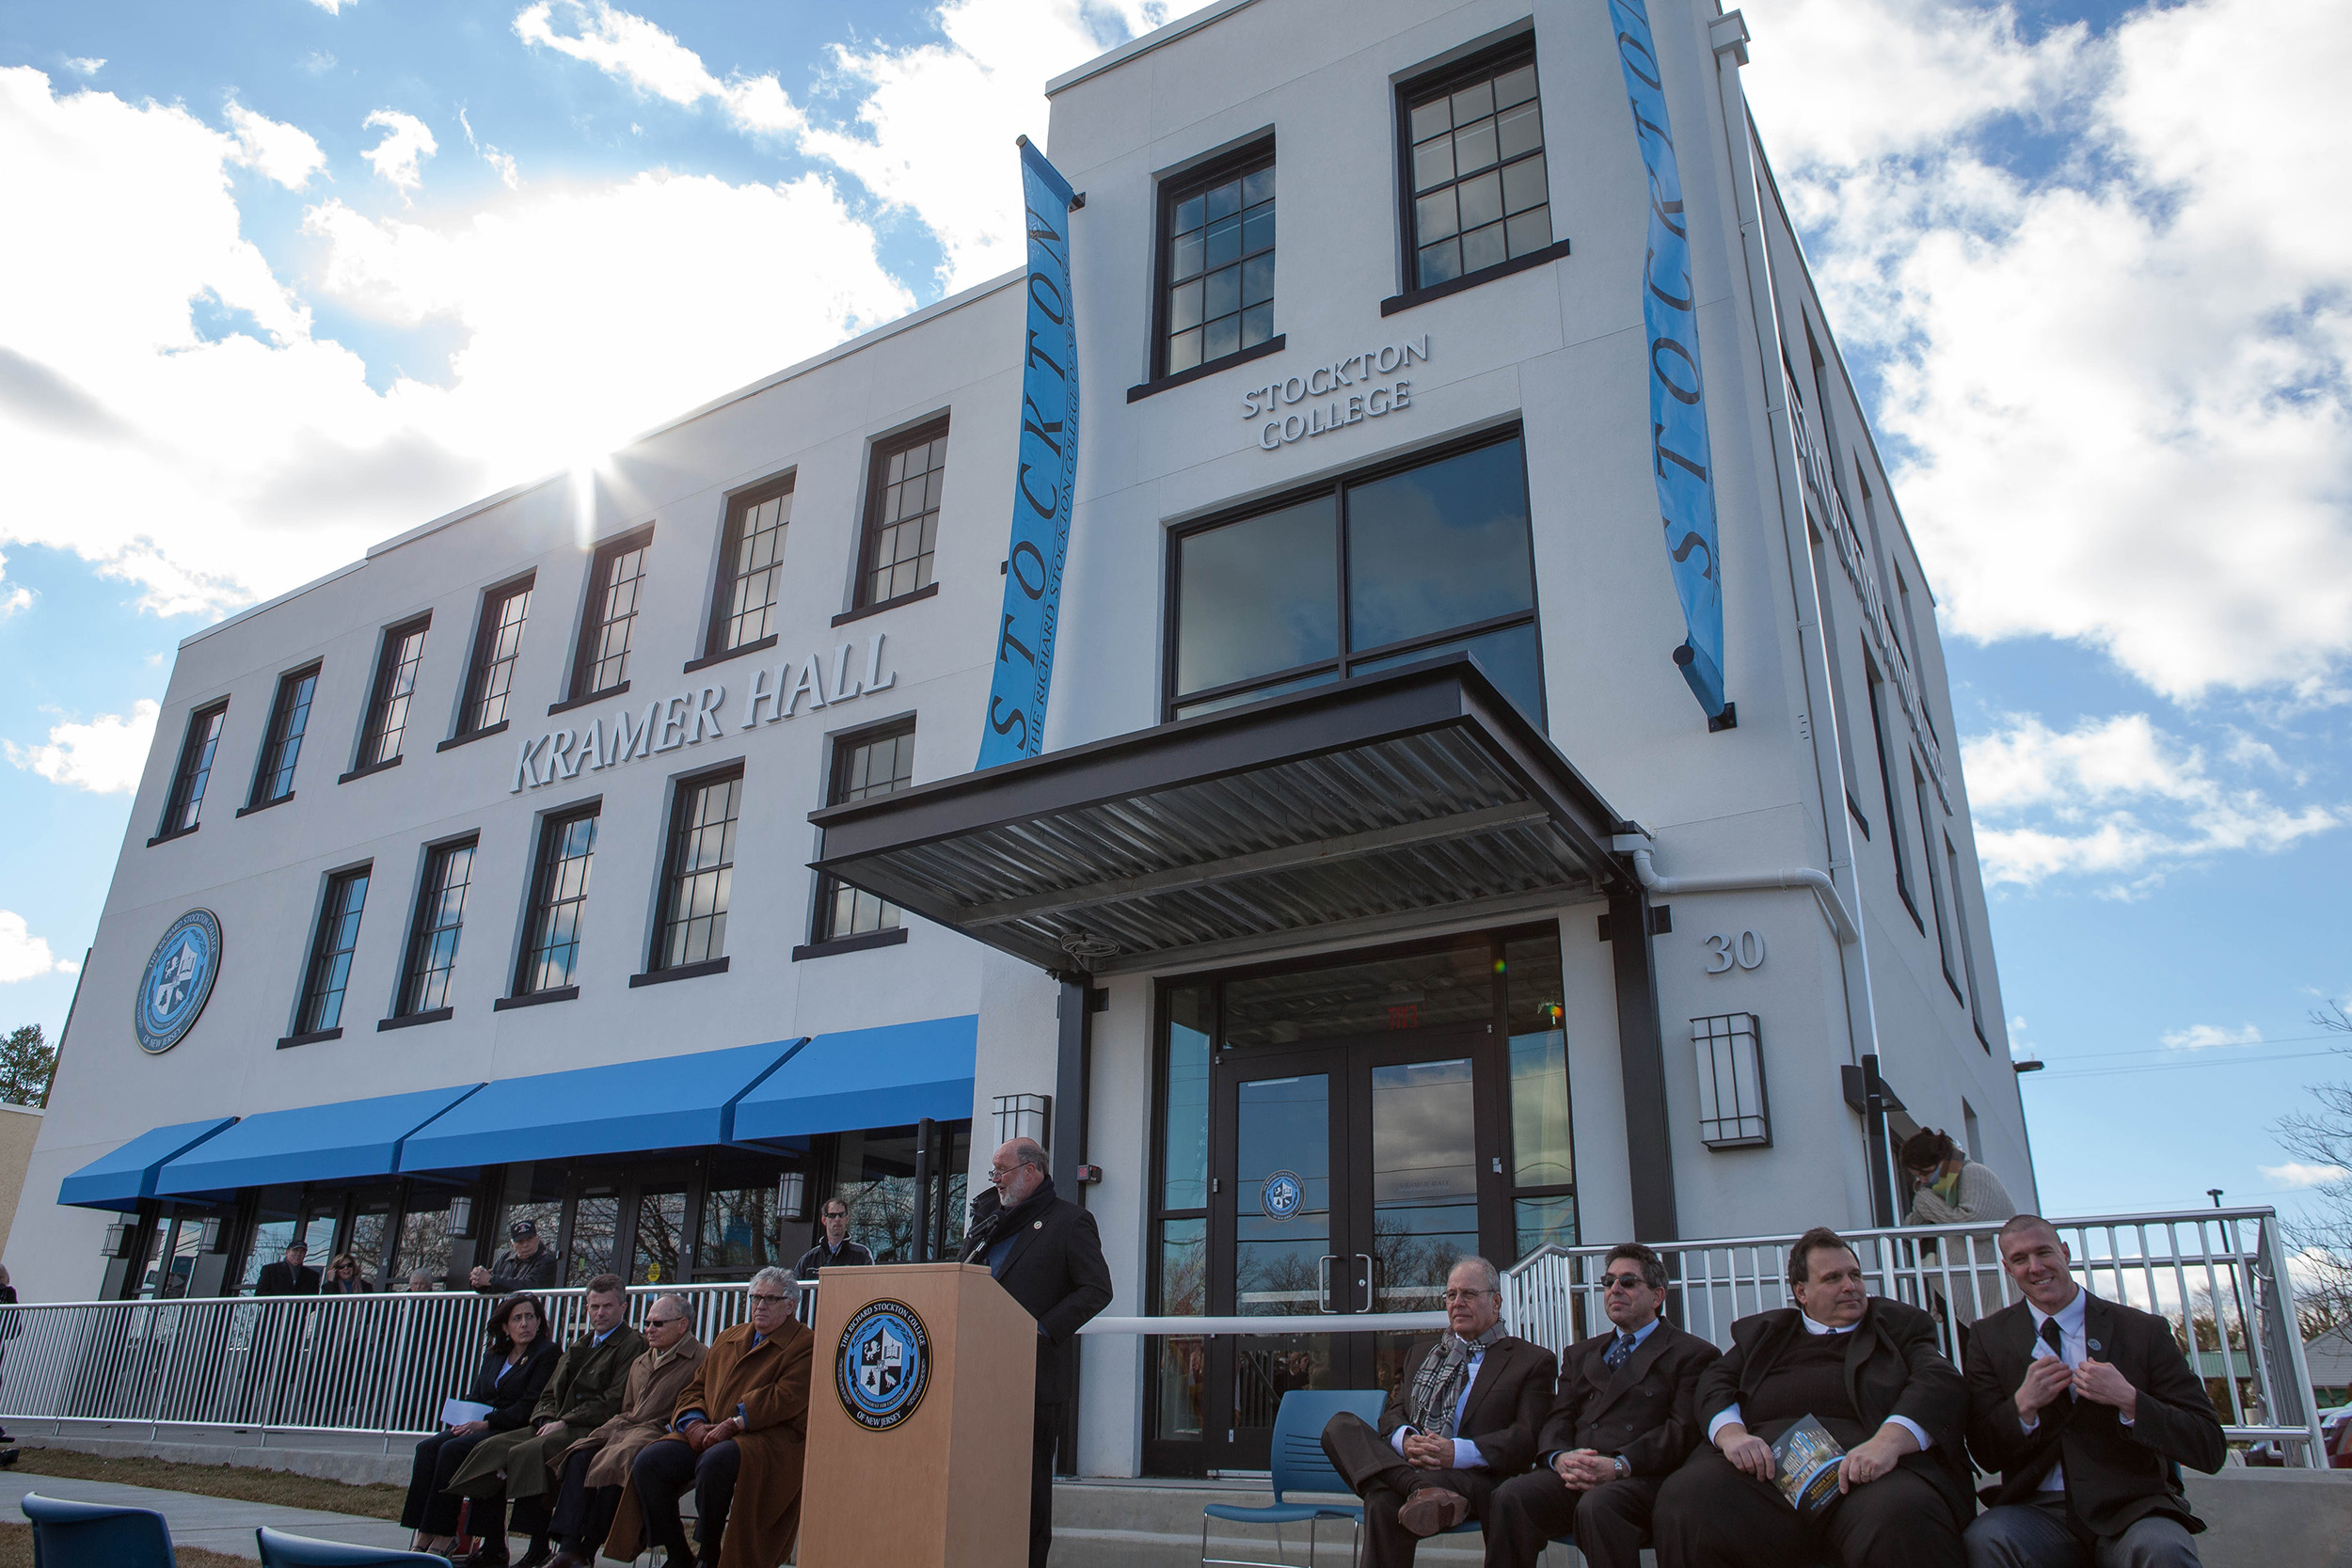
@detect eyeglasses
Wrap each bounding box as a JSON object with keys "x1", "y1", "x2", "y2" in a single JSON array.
[
  {"x1": 1599, "y1": 1273, "x2": 1651, "y2": 1291},
  {"x1": 747, "y1": 1291, "x2": 791, "y2": 1307},
  {"x1": 1440, "y1": 1289, "x2": 1496, "y2": 1304}
]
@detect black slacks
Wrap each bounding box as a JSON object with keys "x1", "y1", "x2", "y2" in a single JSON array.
[
  {"x1": 1320, "y1": 1411, "x2": 1502, "y2": 1568},
  {"x1": 401, "y1": 1429, "x2": 490, "y2": 1535},
  {"x1": 534, "y1": 1447, "x2": 623, "y2": 1554},
  {"x1": 632, "y1": 1437, "x2": 741, "y2": 1563},
  {"x1": 1653, "y1": 1446, "x2": 1963, "y2": 1568},
  {"x1": 1031, "y1": 1402, "x2": 1064, "y2": 1568},
  {"x1": 1484, "y1": 1469, "x2": 1661, "y2": 1568}
]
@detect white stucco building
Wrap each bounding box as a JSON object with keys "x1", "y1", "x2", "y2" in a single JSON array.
[{"x1": 9, "y1": 0, "x2": 2029, "y2": 1477}]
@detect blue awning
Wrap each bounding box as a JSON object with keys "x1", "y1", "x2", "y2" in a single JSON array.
[
  {"x1": 732, "y1": 1014, "x2": 977, "y2": 1144},
  {"x1": 397, "y1": 1038, "x2": 804, "y2": 1173},
  {"x1": 154, "y1": 1085, "x2": 485, "y2": 1197},
  {"x1": 58, "y1": 1117, "x2": 238, "y2": 1211}
]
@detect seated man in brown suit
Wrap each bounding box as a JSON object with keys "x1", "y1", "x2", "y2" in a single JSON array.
[
  {"x1": 538, "y1": 1292, "x2": 705, "y2": 1568},
  {"x1": 1320, "y1": 1257, "x2": 1556, "y2": 1568},
  {"x1": 1485, "y1": 1243, "x2": 1719, "y2": 1568},
  {"x1": 1655, "y1": 1227, "x2": 1972, "y2": 1568}
]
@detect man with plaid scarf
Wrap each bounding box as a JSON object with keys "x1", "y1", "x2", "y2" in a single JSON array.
[{"x1": 1322, "y1": 1257, "x2": 1557, "y2": 1566}]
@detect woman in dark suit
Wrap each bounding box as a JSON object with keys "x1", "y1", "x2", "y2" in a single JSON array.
[{"x1": 403, "y1": 1292, "x2": 559, "y2": 1557}]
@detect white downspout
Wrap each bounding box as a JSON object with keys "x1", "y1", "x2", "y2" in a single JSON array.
[{"x1": 1613, "y1": 833, "x2": 1860, "y2": 947}]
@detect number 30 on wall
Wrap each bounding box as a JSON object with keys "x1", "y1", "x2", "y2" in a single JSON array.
[{"x1": 1703, "y1": 931, "x2": 1766, "y2": 974}]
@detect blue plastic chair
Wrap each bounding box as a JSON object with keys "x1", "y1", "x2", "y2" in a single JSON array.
[
  {"x1": 255, "y1": 1527, "x2": 453, "y2": 1566},
  {"x1": 19, "y1": 1492, "x2": 175, "y2": 1567},
  {"x1": 1201, "y1": 1387, "x2": 1389, "y2": 1568}
]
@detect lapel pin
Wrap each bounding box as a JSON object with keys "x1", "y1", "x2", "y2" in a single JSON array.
[
  {"x1": 2088, "y1": 1339, "x2": 2101, "y2": 1354},
  {"x1": 1033, "y1": 1220, "x2": 1043, "y2": 1229}
]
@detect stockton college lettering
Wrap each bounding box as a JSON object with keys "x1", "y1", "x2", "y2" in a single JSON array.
[
  {"x1": 1242, "y1": 336, "x2": 1429, "y2": 451},
  {"x1": 509, "y1": 632, "x2": 898, "y2": 792}
]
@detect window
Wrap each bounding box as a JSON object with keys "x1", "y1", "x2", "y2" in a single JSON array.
[
  {"x1": 1168, "y1": 432, "x2": 1543, "y2": 721},
  {"x1": 1158, "y1": 147, "x2": 1275, "y2": 377},
  {"x1": 1917, "y1": 763, "x2": 1962, "y2": 1000},
  {"x1": 1864, "y1": 651, "x2": 1920, "y2": 927},
  {"x1": 1946, "y1": 832, "x2": 1988, "y2": 1043},
  {"x1": 1809, "y1": 529, "x2": 1867, "y2": 836},
  {"x1": 459, "y1": 575, "x2": 533, "y2": 736},
  {"x1": 1401, "y1": 46, "x2": 1550, "y2": 291},
  {"x1": 571, "y1": 528, "x2": 651, "y2": 698},
  {"x1": 516, "y1": 806, "x2": 598, "y2": 996},
  {"x1": 816, "y1": 723, "x2": 914, "y2": 942},
  {"x1": 155, "y1": 701, "x2": 228, "y2": 841},
  {"x1": 707, "y1": 481, "x2": 792, "y2": 657},
  {"x1": 395, "y1": 837, "x2": 475, "y2": 1017},
  {"x1": 654, "y1": 768, "x2": 741, "y2": 970},
  {"x1": 356, "y1": 616, "x2": 429, "y2": 769},
  {"x1": 857, "y1": 424, "x2": 947, "y2": 609},
  {"x1": 247, "y1": 664, "x2": 319, "y2": 809},
  {"x1": 294, "y1": 865, "x2": 371, "y2": 1036}
]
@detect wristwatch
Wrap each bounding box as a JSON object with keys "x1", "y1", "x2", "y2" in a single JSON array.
[{"x1": 1612, "y1": 1454, "x2": 1630, "y2": 1480}]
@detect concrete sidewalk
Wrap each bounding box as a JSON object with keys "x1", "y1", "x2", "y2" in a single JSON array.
[{"x1": 0, "y1": 1469, "x2": 416, "y2": 1560}]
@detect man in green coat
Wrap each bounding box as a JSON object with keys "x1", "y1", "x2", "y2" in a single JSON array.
[{"x1": 450, "y1": 1275, "x2": 644, "y2": 1567}]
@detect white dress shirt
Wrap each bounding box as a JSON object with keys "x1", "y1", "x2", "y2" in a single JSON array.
[
  {"x1": 2019, "y1": 1285, "x2": 2130, "y2": 1492},
  {"x1": 1704, "y1": 1311, "x2": 1933, "y2": 1451},
  {"x1": 1392, "y1": 1345, "x2": 1492, "y2": 1470}
]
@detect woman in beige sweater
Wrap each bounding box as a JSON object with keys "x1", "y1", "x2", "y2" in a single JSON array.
[{"x1": 1901, "y1": 1128, "x2": 2018, "y2": 1225}]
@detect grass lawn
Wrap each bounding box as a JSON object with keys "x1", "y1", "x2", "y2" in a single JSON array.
[
  {"x1": 0, "y1": 1519, "x2": 249, "y2": 1567},
  {"x1": 5, "y1": 1446, "x2": 406, "y2": 1520}
]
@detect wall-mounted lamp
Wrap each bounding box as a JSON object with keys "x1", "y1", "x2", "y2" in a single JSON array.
[
  {"x1": 447, "y1": 1196, "x2": 475, "y2": 1239},
  {"x1": 101, "y1": 1221, "x2": 135, "y2": 1259},
  {"x1": 992, "y1": 1093, "x2": 1051, "y2": 1149},
  {"x1": 777, "y1": 1171, "x2": 806, "y2": 1222}
]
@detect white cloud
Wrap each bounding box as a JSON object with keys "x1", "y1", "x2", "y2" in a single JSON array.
[
  {"x1": 299, "y1": 51, "x2": 337, "y2": 76},
  {"x1": 0, "y1": 911, "x2": 77, "y2": 984},
  {"x1": 513, "y1": 1, "x2": 804, "y2": 137},
  {"x1": 63, "y1": 57, "x2": 103, "y2": 77},
  {"x1": 0, "y1": 550, "x2": 30, "y2": 617},
  {"x1": 456, "y1": 107, "x2": 520, "y2": 190},
  {"x1": 1963, "y1": 711, "x2": 2335, "y2": 886},
  {"x1": 2161, "y1": 1022, "x2": 2264, "y2": 1050},
  {"x1": 306, "y1": 0, "x2": 355, "y2": 12},
  {"x1": 225, "y1": 101, "x2": 326, "y2": 190},
  {"x1": 1740, "y1": 0, "x2": 2352, "y2": 702},
  {"x1": 3, "y1": 699, "x2": 159, "y2": 794},
  {"x1": 360, "y1": 108, "x2": 436, "y2": 196},
  {"x1": 2262, "y1": 1162, "x2": 2348, "y2": 1190}
]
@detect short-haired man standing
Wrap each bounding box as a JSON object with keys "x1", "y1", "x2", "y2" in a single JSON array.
[
  {"x1": 959, "y1": 1136, "x2": 1113, "y2": 1568},
  {"x1": 1655, "y1": 1227, "x2": 1972, "y2": 1568},
  {"x1": 1963, "y1": 1215, "x2": 2224, "y2": 1568},
  {"x1": 1319, "y1": 1257, "x2": 1556, "y2": 1568},
  {"x1": 1484, "y1": 1243, "x2": 1718, "y2": 1568},
  {"x1": 255, "y1": 1241, "x2": 320, "y2": 1296},
  {"x1": 793, "y1": 1198, "x2": 875, "y2": 1280},
  {"x1": 473, "y1": 1219, "x2": 561, "y2": 1294}
]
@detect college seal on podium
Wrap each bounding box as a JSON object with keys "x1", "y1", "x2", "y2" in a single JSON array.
[
  {"x1": 834, "y1": 1298, "x2": 931, "y2": 1432},
  {"x1": 135, "y1": 909, "x2": 222, "y2": 1055}
]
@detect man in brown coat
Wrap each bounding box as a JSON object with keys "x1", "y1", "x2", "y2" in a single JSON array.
[
  {"x1": 617, "y1": 1268, "x2": 811, "y2": 1568},
  {"x1": 538, "y1": 1293, "x2": 704, "y2": 1568}
]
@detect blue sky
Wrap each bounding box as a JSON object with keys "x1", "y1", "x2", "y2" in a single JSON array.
[{"x1": 1, "y1": 0, "x2": 2346, "y2": 1229}]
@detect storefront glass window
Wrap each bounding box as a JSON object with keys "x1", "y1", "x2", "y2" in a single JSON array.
[
  {"x1": 1346, "y1": 440, "x2": 1535, "y2": 652},
  {"x1": 1504, "y1": 934, "x2": 1573, "y2": 1189},
  {"x1": 570, "y1": 1190, "x2": 620, "y2": 1282},
  {"x1": 1515, "y1": 1194, "x2": 1578, "y2": 1260},
  {"x1": 1173, "y1": 496, "x2": 1338, "y2": 697},
  {"x1": 1222, "y1": 937, "x2": 1493, "y2": 1047},
  {"x1": 834, "y1": 1128, "x2": 923, "y2": 1263},
  {"x1": 1162, "y1": 986, "x2": 1211, "y2": 1211},
  {"x1": 347, "y1": 1196, "x2": 392, "y2": 1283},
  {"x1": 1348, "y1": 621, "x2": 1543, "y2": 724},
  {"x1": 633, "y1": 1189, "x2": 686, "y2": 1284},
  {"x1": 1369, "y1": 1057, "x2": 1478, "y2": 1315},
  {"x1": 700, "y1": 1165, "x2": 787, "y2": 1279},
  {"x1": 240, "y1": 1211, "x2": 297, "y2": 1294},
  {"x1": 395, "y1": 1196, "x2": 453, "y2": 1285}
]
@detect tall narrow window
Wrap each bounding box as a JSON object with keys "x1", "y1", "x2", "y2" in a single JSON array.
[
  {"x1": 1809, "y1": 529, "x2": 1867, "y2": 836},
  {"x1": 155, "y1": 701, "x2": 228, "y2": 842},
  {"x1": 357, "y1": 616, "x2": 429, "y2": 770},
  {"x1": 396, "y1": 837, "x2": 475, "y2": 1018},
  {"x1": 654, "y1": 768, "x2": 741, "y2": 970},
  {"x1": 707, "y1": 480, "x2": 791, "y2": 657},
  {"x1": 516, "y1": 807, "x2": 597, "y2": 996},
  {"x1": 1947, "y1": 834, "x2": 1990, "y2": 1046},
  {"x1": 816, "y1": 723, "x2": 914, "y2": 942},
  {"x1": 294, "y1": 865, "x2": 370, "y2": 1036},
  {"x1": 570, "y1": 528, "x2": 652, "y2": 699},
  {"x1": 1159, "y1": 147, "x2": 1275, "y2": 376},
  {"x1": 459, "y1": 575, "x2": 533, "y2": 736},
  {"x1": 1401, "y1": 45, "x2": 1550, "y2": 291},
  {"x1": 857, "y1": 424, "x2": 947, "y2": 609},
  {"x1": 247, "y1": 664, "x2": 319, "y2": 809},
  {"x1": 1864, "y1": 651, "x2": 1919, "y2": 927}
]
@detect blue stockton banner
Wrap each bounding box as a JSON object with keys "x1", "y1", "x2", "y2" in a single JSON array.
[
  {"x1": 1609, "y1": 0, "x2": 1727, "y2": 721},
  {"x1": 977, "y1": 138, "x2": 1081, "y2": 768}
]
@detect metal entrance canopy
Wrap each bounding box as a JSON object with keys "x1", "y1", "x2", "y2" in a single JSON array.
[{"x1": 809, "y1": 657, "x2": 1637, "y2": 976}]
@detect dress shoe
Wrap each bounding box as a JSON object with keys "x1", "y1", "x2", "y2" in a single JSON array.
[
  {"x1": 543, "y1": 1552, "x2": 593, "y2": 1568},
  {"x1": 1397, "y1": 1486, "x2": 1470, "y2": 1537},
  {"x1": 513, "y1": 1542, "x2": 553, "y2": 1568}
]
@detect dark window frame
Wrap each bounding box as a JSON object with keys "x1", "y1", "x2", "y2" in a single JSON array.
[
  {"x1": 294, "y1": 863, "x2": 372, "y2": 1037},
  {"x1": 246, "y1": 662, "x2": 321, "y2": 810},
  {"x1": 703, "y1": 476, "x2": 795, "y2": 660},
  {"x1": 1918, "y1": 763, "x2": 1964, "y2": 1004},
  {"x1": 811, "y1": 718, "x2": 916, "y2": 944},
  {"x1": 852, "y1": 420, "x2": 950, "y2": 612},
  {"x1": 394, "y1": 834, "x2": 478, "y2": 1020},
  {"x1": 457, "y1": 573, "x2": 536, "y2": 739},
  {"x1": 1946, "y1": 832, "x2": 1991, "y2": 1048},
  {"x1": 353, "y1": 614, "x2": 431, "y2": 774},
  {"x1": 1394, "y1": 35, "x2": 1553, "y2": 296},
  {"x1": 153, "y1": 700, "x2": 230, "y2": 843},
  {"x1": 1863, "y1": 648, "x2": 1923, "y2": 932},
  {"x1": 651, "y1": 763, "x2": 744, "y2": 973},
  {"x1": 515, "y1": 801, "x2": 600, "y2": 999},
  {"x1": 1161, "y1": 425, "x2": 1546, "y2": 723},
  {"x1": 568, "y1": 524, "x2": 655, "y2": 703},
  {"x1": 1151, "y1": 136, "x2": 1278, "y2": 383}
]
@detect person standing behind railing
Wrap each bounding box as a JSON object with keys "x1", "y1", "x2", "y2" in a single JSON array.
[
  {"x1": 0, "y1": 1263, "x2": 18, "y2": 1449},
  {"x1": 1902, "y1": 1132, "x2": 2017, "y2": 1227},
  {"x1": 323, "y1": 1255, "x2": 373, "y2": 1295},
  {"x1": 403, "y1": 1292, "x2": 559, "y2": 1559},
  {"x1": 472, "y1": 1220, "x2": 561, "y2": 1294}
]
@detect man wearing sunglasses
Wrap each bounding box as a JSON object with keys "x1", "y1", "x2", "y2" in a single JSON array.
[{"x1": 1484, "y1": 1243, "x2": 1719, "y2": 1568}]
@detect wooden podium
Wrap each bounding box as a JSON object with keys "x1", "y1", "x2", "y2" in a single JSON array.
[{"x1": 798, "y1": 1262, "x2": 1036, "y2": 1568}]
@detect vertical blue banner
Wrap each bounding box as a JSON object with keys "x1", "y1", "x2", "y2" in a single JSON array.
[
  {"x1": 1609, "y1": 0, "x2": 1727, "y2": 721},
  {"x1": 977, "y1": 138, "x2": 1081, "y2": 768}
]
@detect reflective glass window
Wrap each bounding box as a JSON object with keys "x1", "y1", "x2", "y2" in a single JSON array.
[{"x1": 1173, "y1": 496, "x2": 1338, "y2": 699}]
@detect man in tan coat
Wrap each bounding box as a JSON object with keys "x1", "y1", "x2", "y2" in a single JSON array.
[
  {"x1": 538, "y1": 1293, "x2": 704, "y2": 1568},
  {"x1": 612, "y1": 1268, "x2": 811, "y2": 1568}
]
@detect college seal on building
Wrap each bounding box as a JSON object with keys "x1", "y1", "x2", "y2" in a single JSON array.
[
  {"x1": 1261, "y1": 1170, "x2": 1305, "y2": 1221},
  {"x1": 834, "y1": 1298, "x2": 930, "y2": 1432},
  {"x1": 134, "y1": 909, "x2": 222, "y2": 1055}
]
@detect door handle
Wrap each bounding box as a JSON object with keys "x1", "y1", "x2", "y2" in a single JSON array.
[
  {"x1": 1355, "y1": 1254, "x2": 1375, "y2": 1313},
  {"x1": 1318, "y1": 1254, "x2": 1339, "y2": 1314}
]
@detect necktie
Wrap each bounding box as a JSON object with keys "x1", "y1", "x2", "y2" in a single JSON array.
[
  {"x1": 2040, "y1": 1318, "x2": 2064, "y2": 1358},
  {"x1": 1603, "y1": 1332, "x2": 1636, "y2": 1370}
]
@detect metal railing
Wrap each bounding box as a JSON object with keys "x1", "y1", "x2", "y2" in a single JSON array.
[
  {"x1": 0, "y1": 1280, "x2": 816, "y2": 1449},
  {"x1": 1502, "y1": 1208, "x2": 2328, "y2": 1465}
]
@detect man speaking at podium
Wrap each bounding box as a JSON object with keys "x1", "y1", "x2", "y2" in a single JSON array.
[{"x1": 960, "y1": 1136, "x2": 1113, "y2": 1568}]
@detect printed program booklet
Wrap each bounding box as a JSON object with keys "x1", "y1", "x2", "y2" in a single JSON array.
[{"x1": 1771, "y1": 1415, "x2": 1846, "y2": 1513}]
